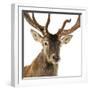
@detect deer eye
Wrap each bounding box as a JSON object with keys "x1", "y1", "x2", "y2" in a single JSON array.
[{"x1": 44, "y1": 41, "x2": 48, "y2": 46}]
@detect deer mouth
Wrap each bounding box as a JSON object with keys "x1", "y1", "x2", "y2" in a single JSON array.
[
  {"x1": 53, "y1": 56, "x2": 60, "y2": 62},
  {"x1": 53, "y1": 57, "x2": 60, "y2": 64},
  {"x1": 47, "y1": 54, "x2": 60, "y2": 64}
]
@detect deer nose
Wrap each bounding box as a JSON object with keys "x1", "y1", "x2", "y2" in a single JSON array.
[{"x1": 52, "y1": 54, "x2": 60, "y2": 61}]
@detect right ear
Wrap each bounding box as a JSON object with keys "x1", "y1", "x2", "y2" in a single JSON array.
[
  {"x1": 60, "y1": 35, "x2": 73, "y2": 44},
  {"x1": 30, "y1": 29, "x2": 43, "y2": 43}
]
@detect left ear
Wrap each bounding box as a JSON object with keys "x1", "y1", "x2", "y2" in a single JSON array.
[
  {"x1": 60, "y1": 35, "x2": 73, "y2": 44},
  {"x1": 30, "y1": 29, "x2": 43, "y2": 43}
]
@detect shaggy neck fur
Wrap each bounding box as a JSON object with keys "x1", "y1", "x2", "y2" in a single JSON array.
[{"x1": 24, "y1": 50, "x2": 58, "y2": 77}]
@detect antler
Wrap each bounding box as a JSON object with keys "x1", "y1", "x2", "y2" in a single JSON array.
[
  {"x1": 57, "y1": 15, "x2": 80, "y2": 36},
  {"x1": 45, "y1": 13, "x2": 50, "y2": 30},
  {"x1": 23, "y1": 11, "x2": 50, "y2": 35},
  {"x1": 57, "y1": 19, "x2": 71, "y2": 34}
]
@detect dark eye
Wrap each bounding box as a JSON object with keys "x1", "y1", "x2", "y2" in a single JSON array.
[{"x1": 44, "y1": 41, "x2": 48, "y2": 46}]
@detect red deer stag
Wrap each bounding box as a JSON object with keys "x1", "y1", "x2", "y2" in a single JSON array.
[{"x1": 23, "y1": 12, "x2": 80, "y2": 77}]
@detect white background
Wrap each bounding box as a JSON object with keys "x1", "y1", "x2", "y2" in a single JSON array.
[
  {"x1": 0, "y1": 0, "x2": 89, "y2": 89},
  {"x1": 24, "y1": 13, "x2": 81, "y2": 76}
]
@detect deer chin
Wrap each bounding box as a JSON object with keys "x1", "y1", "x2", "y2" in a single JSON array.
[
  {"x1": 47, "y1": 57, "x2": 59, "y2": 65},
  {"x1": 51, "y1": 60, "x2": 59, "y2": 65},
  {"x1": 47, "y1": 59, "x2": 59, "y2": 65}
]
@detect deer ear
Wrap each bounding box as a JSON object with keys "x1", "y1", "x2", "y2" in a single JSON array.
[
  {"x1": 60, "y1": 35, "x2": 73, "y2": 44},
  {"x1": 30, "y1": 29, "x2": 43, "y2": 43}
]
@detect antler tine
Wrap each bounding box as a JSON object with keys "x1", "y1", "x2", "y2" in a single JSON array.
[
  {"x1": 42, "y1": 13, "x2": 50, "y2": 35},
  {"x1": 24, "y1": 12, "x2": 51, "y2": 35},
  {"x1": 61, "y1": 19, "x2": 71, "y2": 30},
  {"x1": 57, "y1": 19, "x2": 71, "y2": 35},
  {"x1": 32, "y1": 13, "x2": 44, "y2": 30},
  {"x1": 24, "y1": 12, "x2": 45, "y2": 35},
  {"x1": 60, "y1": 15, "x2": 80, "y2": 36},
  {"x1": 45, "y1": 13, "x2": 50, "y2": 29},
  {"x1": 23, "y1": 12, "x2": 36, "y2": 28}
]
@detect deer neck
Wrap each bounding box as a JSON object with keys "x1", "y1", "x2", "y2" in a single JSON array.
[
  {"x1": 32, "y1": 49, "x2": 58, "y2": 76},
  {"x1": 37, "y1": 49, "x2": 47, "y2": 62}
]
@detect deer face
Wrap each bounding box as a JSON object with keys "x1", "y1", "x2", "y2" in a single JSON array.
[
  {"x1": 43, "y1": 34, "x2": 60, "y2": 64},
  {"x1": 31, "y1": 30, "x2": 73, "y2": 64},
  {"x1": 24, "y1": 12, "x2": 80, "y2": 64}
]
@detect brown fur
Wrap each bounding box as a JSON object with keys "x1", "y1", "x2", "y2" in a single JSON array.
[
  {"x1": 23, "y1": 12, "x2": 80, "y2": 77},
  {"x1": 24, "y1": 50, "x2": 58, "y2": 77}
]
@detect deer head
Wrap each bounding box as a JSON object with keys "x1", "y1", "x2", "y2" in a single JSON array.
[{"x1": 23, "y1": 12, "x2": 80, "y2": 64}]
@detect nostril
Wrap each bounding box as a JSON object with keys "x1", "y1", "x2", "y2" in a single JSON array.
[
  {"x1": 52, "y1": 55, "x2": 59, "y2": 60},
  {"x1": 53, "y1": 55, "x2": 55, "y2": 59}
]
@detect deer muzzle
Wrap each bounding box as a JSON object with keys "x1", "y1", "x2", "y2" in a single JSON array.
[{"x1": 50, "y1": 53, "x2": 60, "y2": 64}]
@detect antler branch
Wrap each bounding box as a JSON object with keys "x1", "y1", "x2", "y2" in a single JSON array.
[
  {"x1": 57, "y1": 19, "x2": 71, "y2": 34},
  {"x1": 45, "y1": 13, "x2": 50, "y2": 30},
  {"x1": 23, "y1": 11, "x2": 50, "y2": 35},
  {"x1": 32, "y1": 13, "x2": 44, "y2": 30},
  {"x1": 57, "y1": 15, "x2": 80, "y2": 36},
  {"x1": 23, "y1": 12, "x2": 36, "y2": 28}
]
